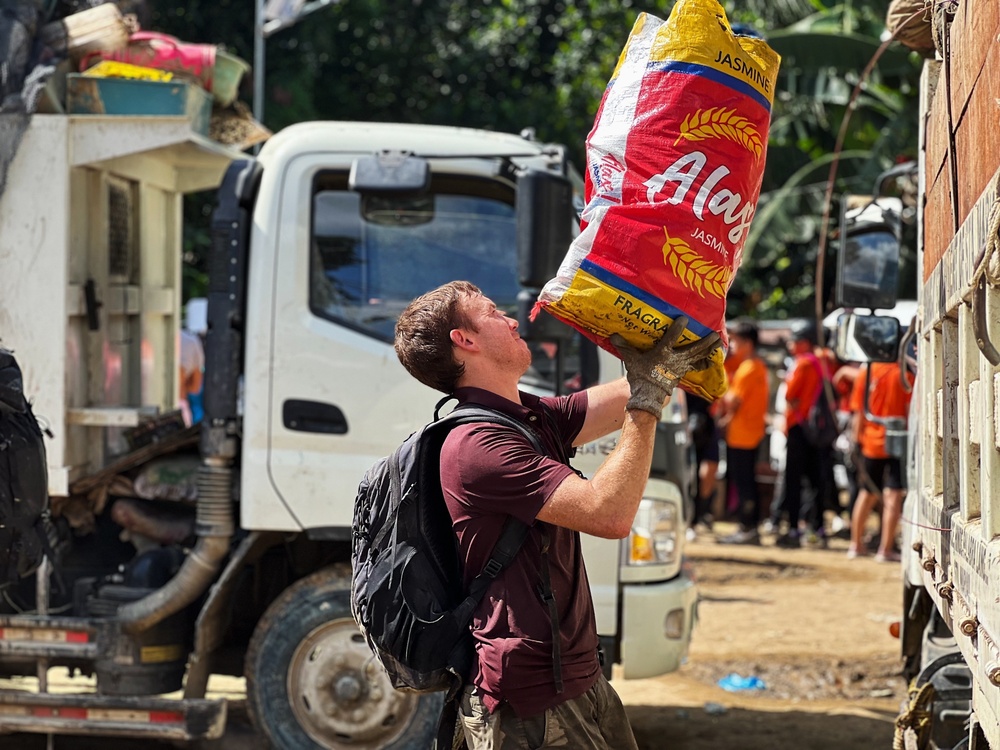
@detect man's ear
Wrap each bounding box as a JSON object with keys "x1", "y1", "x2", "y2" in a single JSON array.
[{"x1": 450, "y1": 328, "x2": 478, "y2": 352}]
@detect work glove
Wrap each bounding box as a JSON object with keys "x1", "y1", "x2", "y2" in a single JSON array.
[{"x1": 611, "y1": 317, "x2": 722, "y2": 419}]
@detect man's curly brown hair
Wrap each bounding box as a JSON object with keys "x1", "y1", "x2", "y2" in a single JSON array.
[{"x1": 394, "y1": 281, "x2": 481, "y2": 393}]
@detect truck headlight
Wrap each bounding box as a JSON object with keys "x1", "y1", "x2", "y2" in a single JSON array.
[{"x1": 625, "y1": 499, "x2": 678, "y2": 566}]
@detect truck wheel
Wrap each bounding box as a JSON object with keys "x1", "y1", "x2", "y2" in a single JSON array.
[{"x1": 245, "y1": 566, "x2": 444, "y2": 749}]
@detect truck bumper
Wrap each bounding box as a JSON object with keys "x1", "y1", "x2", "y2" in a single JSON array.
[
  {"x1": 619, "y1": 573, "x2": 698, "y2": 679},
  {"x1": 0, "y1": 691, "x2": 226, "y2": 740},
  {"x1": 0, "y1": 615, "x2": 226, "y2": 740}
]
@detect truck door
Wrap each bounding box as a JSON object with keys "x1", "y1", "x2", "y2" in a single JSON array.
[{"x1": 249, "y1": 159, "x2": 526, "y2": 531}]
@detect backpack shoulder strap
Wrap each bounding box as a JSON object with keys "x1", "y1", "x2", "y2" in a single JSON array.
[
  {"x1": 435, "y1": 403, "x2": 544, "y2": 617},
  {"x1": 452, "y1": 516, "x2": 529, "y2": 626},
  {"x1": 439, "y1": 404, "x2": 545, "y2": 454}
]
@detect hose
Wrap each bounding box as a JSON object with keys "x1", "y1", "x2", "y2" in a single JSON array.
[{"x1": 116, "y1": 461, "x2": 234, "y2": 634}]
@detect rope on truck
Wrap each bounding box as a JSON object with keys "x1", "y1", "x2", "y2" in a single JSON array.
[
  {"x1": 978, "y1": 172, "x2": 1000, "y2": 288},
  {"x1": 892, "y1": 679, "x2": 936, "y2": 750}
]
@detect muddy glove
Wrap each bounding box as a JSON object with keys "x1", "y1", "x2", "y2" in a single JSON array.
[{"x1": 611, "y1": 317, "x2": 722, "y2": 419}]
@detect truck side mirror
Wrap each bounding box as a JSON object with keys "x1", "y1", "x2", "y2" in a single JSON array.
[
  {"x1": 516, "y1": 170, "x2": 574, "y2": 288},
  {"x1": 835, "y1": 196, "x2": 902, "y2": 311},
  {"x1": 835, "y1": 313, "x2": 900, "y2": 363}
]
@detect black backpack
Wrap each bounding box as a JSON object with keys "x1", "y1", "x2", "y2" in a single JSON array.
[
  {"x1": 350, "y1": 401, "x2": 544, "y2": 695},
  {"x1": 0, "y1": 350, "x2": 51, "y2": 586},
  {"x1": 802, "y1": 369, "x2": 838, "y2": 450}
]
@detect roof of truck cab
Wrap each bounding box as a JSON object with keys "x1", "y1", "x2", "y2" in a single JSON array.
[{"x1": 256, "y1": 121, "x2": 561, "y2": 168}]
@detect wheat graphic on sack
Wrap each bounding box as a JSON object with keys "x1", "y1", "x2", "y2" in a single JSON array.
[
  {"x1": 674, "y1": 107, "x2": 763, "y2": 158},
  {"x1": 661, "y1": 228, "x2": 732, "y2": 298}
]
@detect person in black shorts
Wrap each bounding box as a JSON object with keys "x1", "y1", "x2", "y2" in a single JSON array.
[
  {"x1": 862, "y1": 457, "x2": 905, "y2": 492},
  {"x1": 847, "y1": 361, "x2": 914, "y2": 561}
]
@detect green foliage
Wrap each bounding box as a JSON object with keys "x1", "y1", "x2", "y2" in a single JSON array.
[
  {"x1": 737, "y1": 0, "x2": 921, "y2": 318},
  {"x1": 154, "y1": 0, "x2": 921, "y2": 319},
  {"x1": 257, "y1": 0, "x2": 645, "y2": 166},
  {"x1": 180, "y1": 193, "x2": 213, "y2": 302}
]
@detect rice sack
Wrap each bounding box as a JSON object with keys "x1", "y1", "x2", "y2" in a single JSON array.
[{"x1": 534, "y1": 0, "x2": 780, "y2": 400}]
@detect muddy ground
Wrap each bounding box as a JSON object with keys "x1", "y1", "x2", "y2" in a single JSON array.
[{"x1": 8, "y1": 521, "x2": 907, "y2": 749}]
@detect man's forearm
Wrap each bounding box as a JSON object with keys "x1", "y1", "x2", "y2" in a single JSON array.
[
  {"x1": 575, "y1": 377, "x2": 630, "y2": 446},
  {"x1": 539, "y1": 407, "x2": 662, "y2": 538},
  {"x1": 586, "y1": 409, "x2": 658, "y2": 536}
]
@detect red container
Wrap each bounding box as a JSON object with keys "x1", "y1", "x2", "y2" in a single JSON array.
[{"x1": 81, "y1": 32, "x2": 217, "y2": 93}]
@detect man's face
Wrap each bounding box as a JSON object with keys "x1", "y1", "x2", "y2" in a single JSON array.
[{"x1": 459, "y1": 293, "x2": 532, "y2": 375}]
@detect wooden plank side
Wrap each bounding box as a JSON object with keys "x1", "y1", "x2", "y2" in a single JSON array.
[
  {"x1": 924, "y1": 151, "x2": 954, "y2": 281},
  {"x1": 948, "y1": 0, "x2": 998, "y2": 115},
  {"x1": 953, "y1": 17, "x2": 1000, "y2": 222},
  {"x1": 924, "y1": 2, "x2": 1000, "y2": 281},
  {"x1": 924, "y1": 60, "x2": 950, "y2": 201},
  {"x1": 924, "y1": 59, "x2": 952, "y2": 280}
]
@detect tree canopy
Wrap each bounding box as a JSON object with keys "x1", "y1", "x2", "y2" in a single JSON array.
[{"x1": 153, "y1": 0, "x2": 923, "y2": 319}]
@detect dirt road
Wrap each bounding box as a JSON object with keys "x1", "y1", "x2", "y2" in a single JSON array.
[
  {"x1": 9, "y1": 522, "x2": 906, "y2": 749},
  {"x1": 618, "y1": 523, "x2": 906, "y2": 749}
]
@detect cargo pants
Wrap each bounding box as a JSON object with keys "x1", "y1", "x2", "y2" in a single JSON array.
[{"x1": 458, "y1": 675, "x2": 639, "y2": 750}]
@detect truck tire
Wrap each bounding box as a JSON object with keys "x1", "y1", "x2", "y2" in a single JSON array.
[{"x1": 245, "y1": 565, "x2": 444, "y2": 749}]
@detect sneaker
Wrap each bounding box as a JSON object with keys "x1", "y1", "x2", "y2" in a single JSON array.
[
  {"x1": 829, "y1": 515, "x2": 849, "y2": 535},
  {"x1": 761, "y1": 519, "x2": 778, "y2": 536},
  {"x1": 830, "y1": 518, "x2": 852, "y2": 541},
  {"x1": 686, "y1": 527, "x2": 697, "y2": 542},
  {"x1": 718, "y1": 528, "x2": 760, "y2": 545},
  {"x1": 774, "y1": 531, "x2": 801, "y2": 549},
  {"x1": 846, "y1": 546, "x2": 862, "y2": 559},
  {"x1": 874, "y1": 550, "x2": 901, "y2": 563}
]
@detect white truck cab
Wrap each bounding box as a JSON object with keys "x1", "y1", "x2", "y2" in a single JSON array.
[{"x1": 0, "y1": 117, "x2": 697, "y2": 747}]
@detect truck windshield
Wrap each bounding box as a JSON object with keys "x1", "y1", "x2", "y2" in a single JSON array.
[{"x1": 311, "y1": 188, "x2": 519, "y2": 341}]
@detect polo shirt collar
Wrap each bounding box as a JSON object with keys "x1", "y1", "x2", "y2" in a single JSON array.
[{"x1": 452, "y1": 386, "x2": 542, "y2": 422}]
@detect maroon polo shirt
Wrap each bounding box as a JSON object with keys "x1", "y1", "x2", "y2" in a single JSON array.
[{"x1": 440, "y1": 386, "x2": 601, "y2": 718}]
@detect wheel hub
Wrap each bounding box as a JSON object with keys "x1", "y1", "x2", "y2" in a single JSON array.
[
  {"x1": 334, "y1": 674, "x2": 363, "y2": 702},
  {"x1": 288, "y1": 616, "x2": 419, "y2": 748}
]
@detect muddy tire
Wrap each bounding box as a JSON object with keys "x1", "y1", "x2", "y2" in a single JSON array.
[{"x1": 245, "y1": 565, "x2": 444, "y2": 749}]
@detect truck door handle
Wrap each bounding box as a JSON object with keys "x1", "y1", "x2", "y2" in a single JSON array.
[{"x1": 282, "y1": 399, "x2": 349, "y2": 434}]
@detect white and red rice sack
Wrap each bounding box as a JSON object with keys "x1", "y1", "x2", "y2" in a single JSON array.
[{"x1": 534, "y1": 0, "x2": 780, "y2": 400}]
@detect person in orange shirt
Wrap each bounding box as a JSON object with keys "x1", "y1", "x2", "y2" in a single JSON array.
[
  {"x1": 717, "y1": 320, "x2": 770, "y2": 544},
  {"x1": 805, "y1": 340, "x2": 843, "y2": 544},
  {"x1": 847, "y1": 360, "x2": 914, "y2": 561},
  {"x1": 771, "y1": 320, "x2": 828, "y2": 548}
]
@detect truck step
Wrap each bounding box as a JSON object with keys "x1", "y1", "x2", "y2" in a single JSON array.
[
  {"x1": 0, "y1": 690, "x2": 226, "y2": 740},
  {"x1": 0, "y1": 615, "x2": 100, "y2": 661}
]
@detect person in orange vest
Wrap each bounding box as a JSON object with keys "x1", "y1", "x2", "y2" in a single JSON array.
[
  {"x1": 717, "y1": 320, "x2": 770, "y2": 544},
  {"x1": 847, "y1": 360, "x2": 914, "y2": 561}
]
